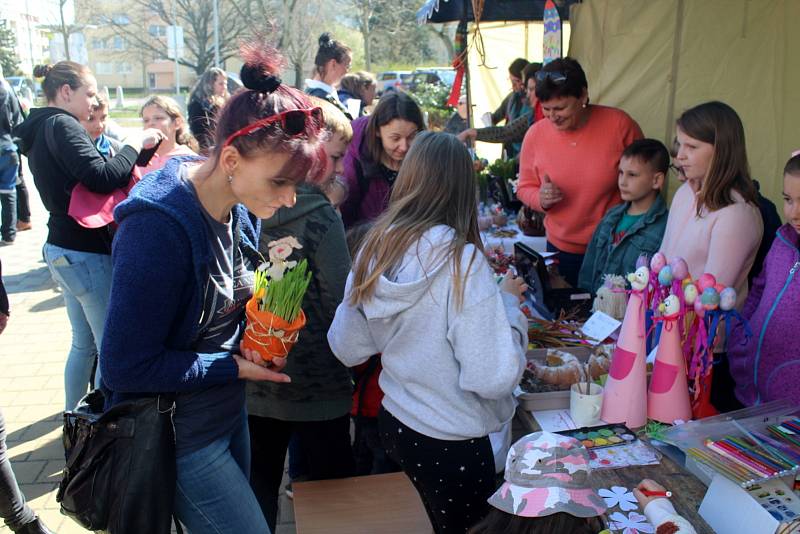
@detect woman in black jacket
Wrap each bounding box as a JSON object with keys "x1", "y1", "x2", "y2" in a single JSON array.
[
  {"x1": 188, "y1": 67, "x2": 228, "y2": 154},
  {"x1": 13, "y1": 61, "x2": 162, "y2": 410}
]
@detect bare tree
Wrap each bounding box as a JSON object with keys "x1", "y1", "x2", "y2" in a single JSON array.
[
  {"x1": 229, "y1": 0, "x2": 326, "y2": 87},
  {"x1": 349, "y1": 0, "x2": 377, "y2": 71},
  {"x1": 41, "y1": 0, "x2": 83, "y2": 61},
  {"x1": 97, "y1": 0, "x2": 255, "y2": 75}
]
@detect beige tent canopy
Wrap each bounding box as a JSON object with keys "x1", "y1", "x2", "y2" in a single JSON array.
[{"x1": 568, "y1": 0, "x2": 800, "y2": 205}]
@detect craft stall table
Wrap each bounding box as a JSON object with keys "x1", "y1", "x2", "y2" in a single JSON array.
[
  {"x1": 515, "y1": 407, "x2": 715, "y2": 533},
  {"x1": 293, "y1": 472, "x2": 434, "y2": 534},
  {"x1": 481, "y1": 223, "x2": 547, "y2": 253}
]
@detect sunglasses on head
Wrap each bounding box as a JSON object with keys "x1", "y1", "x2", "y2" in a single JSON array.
[
  {"x1": 535, "y1": 70, "x2": 568, "y2": 85},
  {"x1": 223, "y1": 107, "x2": 322, "y2": 148}
]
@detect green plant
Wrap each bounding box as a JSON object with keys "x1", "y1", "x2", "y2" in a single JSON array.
[
  {"x1": 486, "y1": 158, "x2": 516, "y2": 182},
  {"x1": 408, "y1": 82, "x2": 453, "y2": 131},
  {"x1": 254, "y1": 259, "x2": 312, "y2": 323}
]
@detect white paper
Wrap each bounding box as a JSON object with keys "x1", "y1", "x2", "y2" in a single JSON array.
[
  {"x1": 531, "y1": 409, "x2": 578, "y2": 432},
  {"x1": 580, "y1": 311, "x2": 622, "y2": 344},
  {"x1": 646, "y1": 345, "x2": 659, "y2": 364},
  {"x1": 699, "y1": 475, "x2": 779, "y2": 534}
]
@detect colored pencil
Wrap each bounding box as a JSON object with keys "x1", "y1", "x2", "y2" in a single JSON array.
[
  {"x1": 754, "y1": 431, "x2": 800, "y2": 464},
  {"x1": 730, "y1": 420, "x2": 799, "y2": 469},
  {"x1": 706, "y1": 440, "x2": 775, "y2": 478},
  {"x1": 726, "y1": 437, "x2": 791, "y2": 472},
  {"x1": 688, "y1": 448, "x2": 751, "y2": 485},
  {"x1": 710, "y1": 439, "x2": 777, "y2": 476}
]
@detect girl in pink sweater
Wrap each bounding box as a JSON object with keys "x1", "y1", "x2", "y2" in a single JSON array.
[{"x1": 659, "y1": 101, "x2": 762, "y2": 413}]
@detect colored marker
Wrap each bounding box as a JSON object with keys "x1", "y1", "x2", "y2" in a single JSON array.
[{"x1": 640, "y1": 490, "x2": 672, "y2": 498}]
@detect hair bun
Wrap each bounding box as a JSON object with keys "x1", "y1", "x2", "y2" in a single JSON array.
[
  {"x1": 33, "y1": 64, "x2": 54, "y2": 78},
  {"x1": 240, "y1": 63, "x2": 282, "y2": 94},
  {"x1": 318, "y1": 33, "x2": 332, "y2": 48}
]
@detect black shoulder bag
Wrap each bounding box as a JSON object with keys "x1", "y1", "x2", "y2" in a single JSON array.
[{"x1": 56, "y1": 388, "x2": 181, "y2": 533}]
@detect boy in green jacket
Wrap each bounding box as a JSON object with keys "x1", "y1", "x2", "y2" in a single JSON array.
[{"x1": 578, "y1": 139, "x2": 670, "y2": 293}]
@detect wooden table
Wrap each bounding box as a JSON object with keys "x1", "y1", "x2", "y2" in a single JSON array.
[
  {"x1": 293, "y1": 472, "x2": 434, "y2": 534},
  {"x1": 516, "y1": 407, "x2": 714, "y2": 533}
]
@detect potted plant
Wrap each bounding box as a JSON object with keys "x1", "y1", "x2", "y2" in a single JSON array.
[{"x1": 242, "y1": 237, "x2": 312, "y2": 361}]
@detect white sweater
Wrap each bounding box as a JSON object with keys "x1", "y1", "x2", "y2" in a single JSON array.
[{"x1": 328, "y1": 225, "x2": 528, "y2": 440}]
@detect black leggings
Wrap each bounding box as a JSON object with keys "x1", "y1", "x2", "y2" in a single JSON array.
[
  {"x1": 248, "y1": 414, "x2": 355, "y2": 533},
  {"x1": 378, "y1": 408, "x2": 496, "y2": 534},
  {"x1": 0, "y1": 408, "x2": 37, "y2": 531}
]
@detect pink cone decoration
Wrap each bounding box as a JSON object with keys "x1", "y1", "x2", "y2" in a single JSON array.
[
  {"x1": 601, "y1": 289, "x2": 648, "y2": 428},
  {"x1": 648, "y1": 312, "x2": 692, "y2": 424}
]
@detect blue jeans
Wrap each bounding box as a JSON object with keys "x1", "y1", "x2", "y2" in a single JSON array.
[
  {"x1": 42, "y1": 243, "x2": 111, "y2": 410},
  {"x1": 174, "y1": 412, "x2": 269, "y2": 534}
]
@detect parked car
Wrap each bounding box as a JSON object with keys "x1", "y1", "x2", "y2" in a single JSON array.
[
  {"x1": 5, "y1": 76, "x2": 37, "y2": 112},
  {"x1": 376, "y1": 70, "x2": 412, "y2": 94},
  {"x1": 407, "y1": 68, "x2": 456, "y2": 92}
]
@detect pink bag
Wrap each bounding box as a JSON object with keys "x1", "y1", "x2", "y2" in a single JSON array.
[{"x1": 67, "y1": 168, "x2": 141, "y2": 229}]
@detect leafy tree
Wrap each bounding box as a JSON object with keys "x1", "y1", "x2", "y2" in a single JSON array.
[{"x1": 0, "y1": 23, "x2": 19, "y2": 77}]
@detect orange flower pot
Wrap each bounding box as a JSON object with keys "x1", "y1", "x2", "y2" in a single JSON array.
[{"x1": 241, "y1": 297, "x2": 307, "y2": 362}]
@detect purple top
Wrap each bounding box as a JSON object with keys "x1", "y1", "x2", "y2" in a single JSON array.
[
  {"x1": 729, "y1": 224, "x2": 800, "y2": 406},
  {"x1": 340, "y1": 116, "x2": 397, "y2": 228}
]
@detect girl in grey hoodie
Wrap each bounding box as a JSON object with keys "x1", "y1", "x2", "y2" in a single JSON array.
[{"x1": 328, "y1": 132, "x2": 528, "y2": 533}]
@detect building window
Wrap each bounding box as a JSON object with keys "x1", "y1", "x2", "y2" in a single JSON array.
[
  {"x1": 113, "y1": 36, "x2": 126, "y2": 50},
  {"x1": 117, "y1": 62, "x2": 132, "y2": 74},
  {"x1": 111, "y1": 14, "x2": 130, "y2": 25},
  {"x1": 92, "y1": 38, "x2": 107, "y2": 49},
  {"x1": 95, "y1": 62, "x2": 114, "y2": 75},
  {"x1": 148, "y1": 25, "x2": 166, "y2": 37}
]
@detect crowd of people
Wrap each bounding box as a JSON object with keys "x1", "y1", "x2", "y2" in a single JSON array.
[{"x1": 0, "y1": 27, "x2": 797, "y2": 534}]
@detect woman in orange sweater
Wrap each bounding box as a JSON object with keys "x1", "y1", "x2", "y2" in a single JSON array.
[{"x1": 517, "y1": 57, "x2": 643, "y2": 287}]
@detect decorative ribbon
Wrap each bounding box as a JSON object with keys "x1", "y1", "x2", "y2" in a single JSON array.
[{"x1": 705, "y1": 309, "x2": 753, "y2": 355}]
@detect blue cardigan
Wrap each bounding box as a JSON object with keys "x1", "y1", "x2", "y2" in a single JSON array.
[{"x1": 100, "y1": 156, "x2": 260, "y2": 407}]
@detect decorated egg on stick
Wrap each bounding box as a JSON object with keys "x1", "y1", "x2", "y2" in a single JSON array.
[
  {"x1": 684, "y1": 283, "x2": 699, "y2": 305},
  {"x1": 650, "y1": 252, "x2": 667, "y2": 274},
  {"x1": 697, "y1": 273, "x2": 717, "y2": 292},
  {"x1": 658, "y1": 265, "x2": 674, "y2": 286},
  {"x1": 669, "y1": 257, "x2": 689, "y2": 280},
  {"x1": 701, "y1": 287, "x2": 720, "y2": 310},
  {"x1": 720, "y1": 287, "x2": 737, "y2": 311}
]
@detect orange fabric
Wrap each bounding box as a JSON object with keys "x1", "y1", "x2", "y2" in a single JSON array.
[{"x1": 517, "y1": 105, "x2": 643, "y2": 254}]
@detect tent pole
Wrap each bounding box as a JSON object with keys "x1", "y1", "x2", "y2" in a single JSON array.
[{"x1": 663, "y1": 0, "x2": 685, "y2": 198}]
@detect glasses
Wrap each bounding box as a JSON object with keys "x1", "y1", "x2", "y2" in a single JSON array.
[
  {"x1": 535, "y1": 70, "x2": 568, "y2": 85},
  {"x1": 223, "y1": 107, "x2": 322, "y2": 148}
]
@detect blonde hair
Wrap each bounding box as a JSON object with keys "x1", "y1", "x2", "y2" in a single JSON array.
[
  {"x1": 92, "y1": 93, "x2": 108, "y2": 112},
  {"x1": 350, "y1": 131, "x2": 482, "y2": 310},
  {"x1": 308, "y1": 95, "x2": 353, "y2": 143},
  {"x1": 140, "y1": 95, "x2": 199, "y2": 152}
]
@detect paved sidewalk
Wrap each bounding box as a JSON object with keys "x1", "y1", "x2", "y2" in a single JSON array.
[{"x1": 0, "y1": 175, "x2": 296, "y2": 533}]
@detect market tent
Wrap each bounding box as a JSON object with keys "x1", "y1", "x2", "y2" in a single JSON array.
[
  {"x1": 568, "y1": 0, "x2": 800, "y2": 205},
  {"x1": 466, "y1": 21, "x2": 572, "y2": 161},
  {"x1": 416, "y1": 0, "x2": 578, "y2": 24}
]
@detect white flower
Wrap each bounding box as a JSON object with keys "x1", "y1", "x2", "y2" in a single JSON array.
[
  {"x1": 608, "y1": 511, "x2": 655, "y2": 533},
  {"x1": 599, "y1": 486, "x2": 638, "y2": 512}
]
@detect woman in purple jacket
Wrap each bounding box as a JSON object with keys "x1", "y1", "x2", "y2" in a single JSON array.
[
  {"x1": 730, "y1": 154, "x2": 800, "y2": 406},
  {"x1": 340, "y1": 92, "x2": 424, "y2": 228}
]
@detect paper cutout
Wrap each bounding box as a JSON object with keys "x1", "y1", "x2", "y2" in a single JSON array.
[
  {"x1": 588, "y1": 441, "x2": 661, "y2": 470},
  {"x1": 608, "y1": 511, "x2": 655, "y2": 533},
  {"x1": 598, "y1": 486, "x2": 638, "y2": 511}
]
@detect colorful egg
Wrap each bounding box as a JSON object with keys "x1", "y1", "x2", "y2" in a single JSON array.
[
  {"x1": 714, "y1": 283, "x2": 726, "y2": 294},
  {"x1": 720, "y1": 287, "x2": 737, "y2": 311},
  {"x1": 684, "y1": 283, "x2": 699, "y2": 305},
  {"x1": 669, "y1": 257, "x2": 690, "y2": 280},
  {"x1": 694, "y1": 298, "x2": 706, "y2": 318},
  {"x1": 697, "y1": 273, "x2": 717, "y2": 292},
  {"x1": 658, "y1": 265, "x2": 674, "y2": 286},
  {"x1": 701, "y1": 287, "x2": 720, "y2": 310},
  {"x1": 650, "y1": 252, "x2": 667, "y2": 274}
]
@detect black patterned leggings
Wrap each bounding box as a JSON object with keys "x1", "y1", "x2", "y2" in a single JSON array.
[{"x1": 378, "y1": 407, "x2": 496, "y2": 534}]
